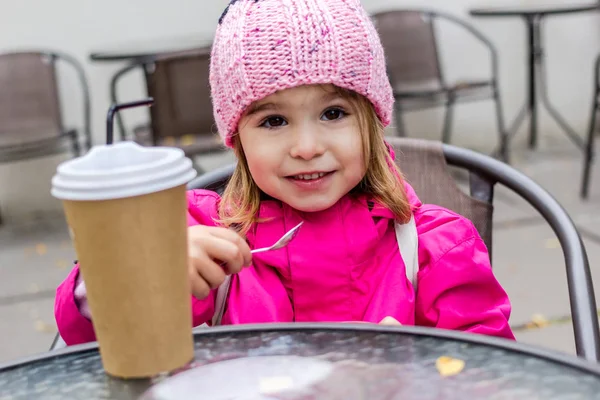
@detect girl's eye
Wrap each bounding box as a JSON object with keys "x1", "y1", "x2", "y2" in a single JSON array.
[
  {"x1": 321, "y1": 108, "x2": 346, "y2": 121},
  {"x1": 260, "y1": 116, "x2": 287, "y2": 129}
]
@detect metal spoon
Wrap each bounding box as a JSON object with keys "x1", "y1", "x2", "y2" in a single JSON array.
[
  {"x1": 251, "y1": 221, "x2": 304, "y2": 254},
  {"x1": 218, "y1": 221, "x2": 304, "y2": 268}
]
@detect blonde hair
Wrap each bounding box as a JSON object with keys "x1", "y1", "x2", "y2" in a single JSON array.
[{"x1": 218, "y1": 86, "x2": 412, "y2": 235}]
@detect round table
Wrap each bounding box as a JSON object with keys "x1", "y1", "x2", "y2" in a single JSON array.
[
  {"x1": 471, "y1": 3, "x2": 600, "y2": 16},
  {"x1": 89, "y1": 36, "x2": 213, "y2": 62},
  {"x1": 470, "y1": 2, "x2": 600, "y2": 151},
  {"x1": 2, "y1": 324, "x2": 600, "y2": 399}
]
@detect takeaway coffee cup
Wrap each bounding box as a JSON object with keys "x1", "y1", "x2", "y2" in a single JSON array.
[{"x1": 51, "y1": 141, "x2": 197, "y2": 378}]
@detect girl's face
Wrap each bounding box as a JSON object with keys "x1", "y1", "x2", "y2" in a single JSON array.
[{"x1": 238, "y1": 84, "x2": 366, "y2": 212}]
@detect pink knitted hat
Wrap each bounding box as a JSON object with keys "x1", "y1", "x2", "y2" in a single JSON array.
[{"x1": 210, "y1": 0, "x2": 394, "y2": 148}]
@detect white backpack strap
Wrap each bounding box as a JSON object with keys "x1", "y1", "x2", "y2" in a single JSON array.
[
  {"x1": 394, "y1": 215, "x2": 419, "y2": 291},
  {"x1": 212, "y1": 275, "x2": 231, "y2": 326}
]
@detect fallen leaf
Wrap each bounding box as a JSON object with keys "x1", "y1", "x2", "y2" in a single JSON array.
[
  {"x1": 436, "y1": 356, "x2": 465, "y2": 377},
  {"x1": 544, "y1": 238, "x2": 560, "y2": 249},
  {"x1": 35, "y1": 243, "x2": 48, "y2": 255},
  {"x1": 181, "y1": 135, "x2": 195, "y2": 146},
  {"x1": 516, "y1": 290, "x2": 530, "y2": 301},
  {"x1": 530, "y1": 313, "x2": 550, "y2": 328},
  {"x1": 502, "y1": 221, "x2": 516, "y2": 229},
  {"x1": 163, "y1": 136, "x2": 176, "y2": 146},
  {"x1": 55, "y1": 259, "x2": 69, "y2": 270},
  {"x1": 28, "y1": 283, "x2": 40, "y2": 293},
  {"x1": 34, "y1": 320, "x2": 56, "y2": 333}
]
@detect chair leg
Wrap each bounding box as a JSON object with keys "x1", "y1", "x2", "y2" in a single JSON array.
[
  {"x1": 493, "y1": 89, "x2": 510, "y2": 164},
  {"x1": 50, "y1": 332, "x2": 67, "y2": 351},
  {"x1": 581, "y1": 91, "x2": 599, "y2": 199},
  {"x1": 441, "y1": 97, "x2": 455, "y2": 144},
  {"x1": 70, "y1": 132, "x2": 81, "y2": 158},
  {"x1": 394, "y1": 102, "x2": 407, "y2": 137}
]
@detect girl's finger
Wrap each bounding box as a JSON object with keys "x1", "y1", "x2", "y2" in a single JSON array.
[
  {"x1": 206, "y1": 227, "x2": 252, "y2": 266},
  {"x1": 189, "y1": 266, "x2": 211, "y2": 299},
  {"x1": 191, "y1": 234, "x2": 244, "y2": 274},
  {"x1": 190, "y1": 252, "x2": 227, "y2": 289},
  {"x1": 379, "y1": 316, "x2": 402, "y2": 326}
]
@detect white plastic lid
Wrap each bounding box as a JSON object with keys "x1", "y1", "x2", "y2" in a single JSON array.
[{"x1": 51, "y1": 141, "x2": 197, "y2": 201}]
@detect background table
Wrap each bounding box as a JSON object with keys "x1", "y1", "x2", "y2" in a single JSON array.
[
  {"x1": 2, "y1": 324, "x2": 600, "y2": 399},
  {"x1": 470, "y1": 3, "x2": 600, "y2": 151},
  {"x1": 89, "y1": 35, "x2": 213, "y2": 143},
  {"x1": 89, "y1": 36, "x2": 213, "y2": 62}
]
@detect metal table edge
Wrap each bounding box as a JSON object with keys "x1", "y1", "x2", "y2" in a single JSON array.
[{"x1": 1, "y1": 323, "x2": 599, "y2": 376}]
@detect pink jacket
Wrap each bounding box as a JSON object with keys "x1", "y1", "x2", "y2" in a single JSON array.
[{"x1": 55, "y1": 182, "x2": 515, "y2": 345}]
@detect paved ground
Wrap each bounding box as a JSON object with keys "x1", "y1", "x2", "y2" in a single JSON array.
[{"x1": 1, "y1": 131, "x2": 599, "y2": 364}]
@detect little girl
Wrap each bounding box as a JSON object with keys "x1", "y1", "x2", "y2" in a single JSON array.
[{"x1": 55, "y1": 0, "x2": 514, "y2": 345}]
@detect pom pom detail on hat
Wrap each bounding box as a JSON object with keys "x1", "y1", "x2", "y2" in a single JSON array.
[{"x1": 210, "y1": 0, "x2": 394, "y2": 147}]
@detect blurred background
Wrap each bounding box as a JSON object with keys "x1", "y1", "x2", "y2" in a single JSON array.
[
  {"x1": 1, "y1": 0, "x2": 598, "y2": 218},
  {"x1": 2, "y1": 0, "x2": 600, "y2": 363}
]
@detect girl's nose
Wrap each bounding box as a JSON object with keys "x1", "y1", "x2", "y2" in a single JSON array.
[{"x1": 289, "y1": 126, "x2": 325, "y2": 160}]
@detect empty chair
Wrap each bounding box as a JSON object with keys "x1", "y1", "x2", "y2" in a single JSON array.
[
  {"x1": 581, "y1": 53, "x2": 600, "y2": 199},
  {"x1": 371, "y1": 9, "x2": 509, "y2": 162},
  {"x1": 0, "y1": 50, "x2": 91, "y2": 223},
  {"x1": 110, "y1": 48, "x2": 226, "y2": 172}
]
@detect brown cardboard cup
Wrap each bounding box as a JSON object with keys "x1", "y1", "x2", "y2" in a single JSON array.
[{"x1": 52, "y1": 142, "x2": 197, "y2": 378}]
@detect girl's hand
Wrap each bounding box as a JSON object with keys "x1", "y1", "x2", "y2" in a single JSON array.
[
  {"x1": 379, "y1": 316, "x2": 402, "y2": 326},
  {"x1": 340, "y1": 317, "x2": 402, "y2": 325},
  {"x1": 187, "y1": 225, "x2": 252, "y2": 300}
]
